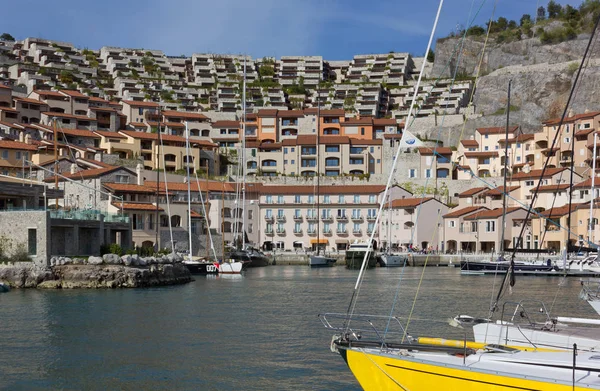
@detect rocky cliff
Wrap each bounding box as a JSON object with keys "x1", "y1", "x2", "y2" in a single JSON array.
[{"x1": 421, "y1": 34, "x2": 600, "y2": 144}]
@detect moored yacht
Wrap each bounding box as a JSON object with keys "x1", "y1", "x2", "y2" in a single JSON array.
[
  {"x1": 345, "y1": 241, "x2": 377, "y2": 269},
  {"x1": 229, "y1": 246, "x2": 270, "y2": 267}
]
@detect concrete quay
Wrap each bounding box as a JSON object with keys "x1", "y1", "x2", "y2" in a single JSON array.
[{"x1": 268, "y1": 253, "x2": 464, "y2": 267}]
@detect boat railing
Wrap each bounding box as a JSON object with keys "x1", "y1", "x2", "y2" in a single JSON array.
[
  {"x1": 318, "y1": 312, "x2": 470, "y2": 350},
  {"x1": 499, "y1": 299, "x2": 554, "y2": 330}
]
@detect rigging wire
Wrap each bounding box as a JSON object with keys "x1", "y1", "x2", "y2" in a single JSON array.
[{"x1": 492, "y1": 13, "x2": 600, "y2": 311}]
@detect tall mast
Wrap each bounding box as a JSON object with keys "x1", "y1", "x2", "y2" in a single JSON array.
[
  {"x1": 222, "y1": 185, "x2": 225, "y2": 260},
  {"x1": 53, "y1": 117, "x2": 58, "y2": 210},
  {"x1": 205, "y1": 160, "x2": 210, "y2": 259},
  {"x1": 316, "y1": 79, "x2": 321, "y2": 255},
  {"x1": 241, "y1": 55, "x2": 247, "y2": 250},
  {"x1": 155, "y1": 106, "x2": 162, "y2": 252},
  {"x1": 589, "y1": 132, "x2": 598, "y2": 248},
  {"x1": 500, "y1": 80, "x2": 511, "y2": 256},
  {"x1": 185, "y1": 122, "x2": 193, "y2": 261}
]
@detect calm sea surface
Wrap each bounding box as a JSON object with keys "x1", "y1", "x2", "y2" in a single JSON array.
[{"x1": 0, "y1": 266, "x2": 596, "y2": 390}]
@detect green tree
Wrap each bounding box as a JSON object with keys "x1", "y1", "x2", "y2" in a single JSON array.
[
  {"x1": 496, "y1": 17, "x2": 509, "y2": 31},
  {"x1": 537, "y1": 6, "x2": 547, "y2": 20},
  {"x1": 507, "y1": 20, "x2": 518, "y2": 29},
  {"x1": 426, "y1": 49, "x2": 435, "y2": 63},
  {"x1": 0, "y1": 33, "x2": 15, "y2": 41},
  {"x1": 520, "y1": 14, "x2": 532, "y2": 26},
  {"x1": 466, "y1": 25, "x2": 486, "y2": 36},
  {"x1": 547, "y1": 0, "x2": 562, "y2": 18}
]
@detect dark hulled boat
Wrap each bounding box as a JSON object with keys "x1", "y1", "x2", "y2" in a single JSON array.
[
  {"x1": 229, "y1": 248, "x2": 270, "y2": 267},
  {"x1": 345, "y1": 242, "x2": 377, "y2": 270}
]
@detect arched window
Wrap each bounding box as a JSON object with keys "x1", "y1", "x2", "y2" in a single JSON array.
[{"x1": 171, "y1": 215, "x2": 182, "y2": 227}]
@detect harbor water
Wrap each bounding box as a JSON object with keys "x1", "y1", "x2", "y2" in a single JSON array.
[{"x1": 1, "y1": 267, "x2": 597, "y2": 390}]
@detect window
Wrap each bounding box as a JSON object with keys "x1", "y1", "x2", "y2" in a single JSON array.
[
  {"x1": 361, "y1": 127, "x2": 365, "y2": 135},
  {"x1": 516, "y1": 143, "x2": 521, "y2": 148},
  {"x1": 277, "y1": 195, "x2": 284, "y2": 204},
  {"x1": 324, "y1": 195, "x2": 330, "y2": 204},
  {"x1": 138, "y1": 108, "x2": 144, "y2": 115},
  {"x1": 448, "y1": 220, "x2": 455, "y2": 228},
  {"x1": 220, "y1": 129, "x2": 226, "y2": 135},
  {"x1": 308, "y1": 223, "x2": 316, "y2": 233},
  {"x1": 294, "y1": 222, "x2": 301, "y2": 233},
  {"x1": 266, "y1": 195, "x2": 273, "y2": 203},
  {"x1": 284, "y1": 147, "x2": 288, "y2": 154},
  {"x1": 352, "y1": 209, "x2": 360, "y2": 219},
  {"x1": 308, "y1": 195, "x2": 315, "y2": 203},
  {"x1": 266, "y1": 209, "x2": 272, "y2": 218},
  {"x1": 354, "y1": 195, "x2": 360, "y2": 203},
  {"x1": 564, "y1": 137, "x2": 570, "y2": 144},
  {"x1": 291, "y1": 148, "x2": 295, "y2": 152},
  {"x1": 337, "y1": 222, "x2": 347, "y2": 233},
  {"x1": 409, "y1": 169, "x2": 416, "y2": 178},
  {"x1": 323, "y1": 223, "x2": 331, "y2": 233},
  {"x1": 525, "y1": 180, "x2": 534, "y2": 186},
  {"x1": 294, "y1": 209, "x2": 301, "y2": 218},
  {"x1": 485, "y1": 221, "x2": 496, "y2": 232},
  {"x1": 485, "y1": 134, "x2": 489, "y2": 139},
  {"x1": 116, "y1": 175, "x2": 129, "y2": 184},
  {"x1": 353, "y1": 223, "x2": 360, "y2": 233},
  {"x1": 484, "y1": 146, "x2": 489, "y2": 151},
  {"x1": 294, "y1": 195, "x2": 301, "y2": 203},
  {"x1": 15, "y1": 151, "x2": 21, "y2": 160},
  {"x1": 370, "y1": 147, "x2": 374, "y2": 153},
  {"x1": 326, "y1": 145, "x2": 340, "y2": 153},
  {"x1": 367, "y1": 222, "x2": 375, "y2": 233},
  {"x1": 516, "y1": 156, "x2": 521, "y2": 162},
  {"x1": 27, "y1": 228, "x2": 36, "y2": 256},
  {"x1": 339, "y1": 195, "x2": 345, "y2": 203},
  {"x1": 425, "y1": 169, "x2": 431, "y2": 178},
  {"x1": 368, "y1": 195, "x2": 376, "y2": 203}
]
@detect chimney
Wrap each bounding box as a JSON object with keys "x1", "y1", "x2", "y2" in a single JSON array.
[
  {"x1": 70, "y1": 163, "x2": 77, "y2": 175},
  {"x1": 568, "y1": 109, "x2": 575, "y2": 118},
  {"x1": 24, "y1": 134, "x2": 32, "y2": 144},
  {"x1": 19, "y1": 132, "x2": 24, "y2": 142},
  {"x1": 136, "y1": 163, "x2": 144, "y2": 185}
]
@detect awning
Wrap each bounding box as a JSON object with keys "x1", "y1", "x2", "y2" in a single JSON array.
[
  {"x1": 293, "y1": 241, "x2": 304, "y2": 244},
  {"x1": 310, "y1": 239, "x2": 328, "y2": 244},
  {"x1": 335, "y1": 239, "x2": 349, "y2": 244}
]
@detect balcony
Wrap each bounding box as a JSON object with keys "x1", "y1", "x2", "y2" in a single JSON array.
[
  {"x1": 321, "y1": 215, "x2": 333, "y2": 222},
  {"x1": 264, "y1": 228, "x2": 274, "y2": 235},
  {"x1": 336, "y1": 228, "x2": 348, "y2": 234},
  {"x1": 307, "y1": 229, "x2": 317, "y2": 235},
  {"x1": 264, "y1": 215, "x2": 274, "y2": 222},
  {"x1": 353, "y1": 229, "x2": 362, "y2": 235},
  {"x1": 293, "y1": 228, "x2": 302, "y2": 234},
  {"x1": 276, "y1": 228, "x2": 286, "y2": 235},
  {"x1": 351, "y1": 215, "x2": 363, "y2": 221},
  {"x1": 306, "y1": 215, "x2": 318, "y2": 221},
  {"x1": 293, "y1": 215, "x2": 303, "y2": 221},
  {"x1": 276, "y1": 215, "x2": 286, "y2": 222},
  {"x1": 366, "y1": 215, "x2": 377, "y2": 222},
  {"x1": 337, "y1": 215, "x2": 348, "y2": 221}
]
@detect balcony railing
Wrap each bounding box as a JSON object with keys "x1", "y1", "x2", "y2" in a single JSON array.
[
  {"x1": 337, "y1": 228, "x2": 347, "y2": 234},
  {"x1": 264, "y1": 215, "x2": 274, "y2": 222},
  {"x1": 276, "y1": 228, "x2": 286, "y2": 234},
  {"x1": 351, "y1": 215, "x2": 363, "y2": 221},
  {"x1": 264, "y1": 228, "x2": 274, "y2": 235},
  {"x1": 293, "y1": 228, "x2": 302, "y2": 234},
  {"x1": 307, "y1": 229, "x2": 317, "y2": 235},
  {"x1": 323, "y1": 229, "x2": 332, "y2": 235},
  {"x1": 321, "y1": 215, "x2": 333, "y2": 222},
  {"x1": 276, "y1": 215, "x2": 286, "y2": 222},
  {"x1": 353, "y1": 229, "x2": 361, "y2": 234},
  {"x1": 306, "y1": 215, "x2": 318, "y2": 221},
  {"x1": 337, "y1": 215, "x2": 348, "y2": 221},
  {"x1": 366, "y1": 215, "x2": 377, "y2": 221},
  {"x1": 293, "y1": 215, "x2": 303, "y2": 221}
]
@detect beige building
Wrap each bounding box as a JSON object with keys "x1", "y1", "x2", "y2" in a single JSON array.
[{"x1": 0, "y1": 139, "x2": 37, "y2": 176}]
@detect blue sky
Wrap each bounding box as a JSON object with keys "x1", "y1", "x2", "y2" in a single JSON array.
[{"x1": 1, "y1": 0, "x2": 583, "y2": 60}]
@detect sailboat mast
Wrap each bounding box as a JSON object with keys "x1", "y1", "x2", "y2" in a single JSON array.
[
  {"x1": 205, "y1": 161, "x2": 210, "y2": 259},
  {"x1": 500, "y1": 80, "x2": 511, "y2": 256},
  {"x1": 589, "y1": 133, "x2": 598, "y2": 248},
  {"x1": 241, "y1": 55, "x2": 247, "y2": 250},
  {"x1": 316, "y1": 79, "x2": 321, "y2": 256},
  {"x1": 53, "y1": 117, "x2": 58, "y2": 210},
  {"x1": 185, "y1": 122, "x2": 193, "y2": 261},
  {"x1": 222, "y1": 186, "x2": 225, "y2": 260},
  {"x1": 155, "y1": 107, "x2": 162, "y2": 252}
]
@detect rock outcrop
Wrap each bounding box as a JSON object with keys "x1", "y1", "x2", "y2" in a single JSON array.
[{"x1": 0, "y1": 253, "x2": 191, "y2": 289}]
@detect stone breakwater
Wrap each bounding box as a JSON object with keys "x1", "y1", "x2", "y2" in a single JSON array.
[{"x1": 0, "y1": 253, "x2": 192, "y2": 289}]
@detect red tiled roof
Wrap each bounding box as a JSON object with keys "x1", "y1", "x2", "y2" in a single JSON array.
[
  {"x1": 543, "y1": 111, "x2": 600, "y2": 126},
  {"x1": 0, "y1": 140, "x2": 37, "y2": 151},
  {"x1": 349, "y1": 138, "x2": 382, "y2": 146},
  {"x1": 533, "y1": 183, "x2": 571, "y2": 192},
  {"x1": 383, "y1": 133, "x2": 403, "y2": 139},
  {"x1": 147, "y1": 121, "x2": 185, "y2": 128},
  {"x1": 56, "y1": 128, "x2": 101, "y2": 138},
  {"x1": 77, "y1": 158, "x2": 112, "y2": 168},
  {"x1": 391, "y1": 197, "x2": 434, "y2": 208},
  {"x1": 476, "y1": 126, "x2": 519, "y2": 135},
  {"x1": 259, "y1": 185, "x2": 386, "y2": 196},
  {"x1": 0, "y1": 107, "x2": 17, "y2": 112},
  {"x1": 278, "y1": 110, "x2": 305, "y2": 118},
  {"x1": 417, "y1": 147, "x2": 453, "y2": 155},
  {"x1": 498, "y1": 133, "x2": 535, "y2": 143},
  {"x1": 34, "y1": 90, "x2": 67, "y2": 99},
  {"x1": 119, "y1": 130, "x2": 217, "y2": 147},
  {"x1": 121, "y1": 100, "x2": 159, "y2": 108},
  {"x1": 460, "y1": 139, "x2": 479, "y2": 147},
  {"x1": 93, "y1": 130, "x2": 127, "y2": 139},
  {"x1": 458, "y1": 187, "x2": 487, "y2": 197},
  {"x1": 340, "y1": 118, "x2": 373, "y2": 126},
  {"x1": 211, "y1": 120, "x2": 240, "y2": 128},
  {"x1": 44, "y1": 165, "x2": 123, "y2": 182},
  {"x1": 129, "y1": 122, "x2": 146, "y2": 127},
  {"x1": 318, "y1": 109, "x2": 345, "y2": 116},
  {"x1": 510, "y1": 167, "x2": 567, "y2": 180},
  {"x1": 257, "y1": 109, "x2": 278, "y2": 117},
  {"x1": 104, "y1": 183, "x2": 160, "y2": 193},
  {"x1": 537, "y1": 204, "x2": 580, "y2": 218},
  {"x1": 282, "y1": 135, "x2": 350, "y2": 146},
  {"x1": 145, "y1": 181, "x2": 236, "y2": 193},
  {"x1": 573, "y1": 178, "x2": 599, "y2": 189},
  {"x1": 482, "y1": 185, "x2": 520, "y2": 197},
  {"x1": 464, "y1": 207, "x2": 523, "y2": 220},
  {"x1": 443, "y1": 206, "x2": 488, "y2": 218},
  {"x1": 112, "y1": 202, "x2": 162, "y2": 211},
  {"x1": 59, "y1": 90, "x2": 88, "y2": 99},
  {"x1": 464, "y1": 151, "x2": 499, "y2": 158},
  {"x1": 14, "y1": 97, "x2": 47, "y2": 105},
  {"x1": 372, "y1": 118, "x2": 398, "y2": 126},
  {"x1": 88, "y1": 96, "x2": 110, "y2": 103},
  {"x1": 161, "y1": 110, "x2": 209, "y2": 120}
]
